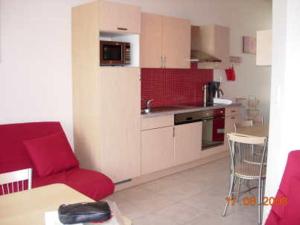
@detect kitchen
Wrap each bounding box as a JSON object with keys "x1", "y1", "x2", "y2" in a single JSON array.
[
  {"x1": 73, "y1": 0, "x2": 270, "y2": 185},
  {"x1": 0, "y1": 0, "x2": 273, "y2": 225},
  {"x1": 71, "y1": 1, "x2": 271, "y2": 224},
  {"x1": 3, "y1": 0, "x2": 300, "y2": 224}
]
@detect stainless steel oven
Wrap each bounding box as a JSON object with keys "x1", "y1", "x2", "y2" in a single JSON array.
[
  {"x1": 201, "y1": 108, "x2": 225, "y2": 149},
  {"x1": 174, "y1": 108, "x2": 225, "y2": 150}
]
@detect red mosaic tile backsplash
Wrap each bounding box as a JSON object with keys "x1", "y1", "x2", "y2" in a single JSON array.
[{"x1": 141, "y1": 63, "x2": 213, "y2": 109}]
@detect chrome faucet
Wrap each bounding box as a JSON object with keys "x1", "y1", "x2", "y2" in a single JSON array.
[{"x1": 144, "y1": 99, "x2": 153, "y2": 114}]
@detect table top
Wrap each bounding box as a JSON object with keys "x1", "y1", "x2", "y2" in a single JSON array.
[
  {"x1": 236, "y1": 125, "x2": 269, "y2": 138},
  {"x1": 0, "y1": 184, "x2": 92, "y2": 225},
  {"x1": 0, "y1": 184, "x2": 130, "y2": 225}
]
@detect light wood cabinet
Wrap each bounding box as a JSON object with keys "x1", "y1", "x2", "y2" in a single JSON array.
[
  {"x1": 225, "y1": 106, "x2": 241, "y2": 118},
  {"x1": 225, "y1": 106, "x2": 241, "y2": 142},
  {"x1": 72, "y1": 2, "x2": 141, "y2": 183},
  {"x1": 141, "y1": 13, "x2": 191, "y2": 68},
  {"x1": 224, "y1": 107, "x2": 241, "y2": 150},
  {"x1": 191, "y1": 25, "x2": 230, "y2": 69},
  {"x1": 256, "y1": 30, "x2": 272, "y2": 66},
  {"x1": 99, "y1": 0, "x2": 141, "y2": 34},
  {"x1": 140, "y1": 13, "x2": 163, "y2": 68},
  {"x1": 174, "y1": 122, "x2": 202, "y2": 165},
  {"x1": 141, "y1": 127, "x2": 174, "y2": 175},
  {"x1": 141, "y1": 115, "x2": 173, "y2": 130},
  {"x1": 99, "y1": 67, "x2": 141, "y2": 182},
  {"x1": 225, "y1": 116, "x2": 239, "y2": 134},
  {"x1": 162, "y1": 16, "x2": 191, "y2": 68}
]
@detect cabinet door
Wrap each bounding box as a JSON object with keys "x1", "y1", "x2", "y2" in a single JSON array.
[
  {"x1": 140, "y1": 13, "x2": 163, "y2": 68},
  {"x1": 225, "y1": 106, "x2": 241, "y2": 117},
  {"x1": 256, "y1": 30, "x2": 272, "y2": 66},
  {"x1": 225, "y1": 116, "x2": 236, "y2": 134},
  {"x1": 162, "y1": 16, "x2": 191, "y2": 69},
  {"x1": 99, "y1": 1, "x2": 141, "y2": 33},
  {"x1": 225, "y1": 107, "x2": 241, "y2": 146},
  {"x1": 174, "y1": 122, "x2": 202, "y2": 165},
  {"x1": 224, "y1": 115, "x2": 241, "y2": 143},
  {"x1": 141, "y1": 127, "x2": 174, "y2": 175},
  {"x1": 99, "y1": 67, "x2": 141, "y2": 183}
]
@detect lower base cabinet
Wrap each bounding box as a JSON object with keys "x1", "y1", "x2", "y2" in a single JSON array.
[
  {"x1": 225, "y1": 106, "x2": 241, "y2": 146},
  {"x1": 141, "y1": 127, "x2": 174, "y2": 175},
  {"x1": 174, "y1": 122, "x2": 202, "y2": 165}
]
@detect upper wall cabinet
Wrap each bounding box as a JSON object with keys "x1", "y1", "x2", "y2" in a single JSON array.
[
  {"x1": 99, "y1": 0, "x2": 141, "y2": 34},
  {"x1": 162, "y1": 16, "x2": 191, "y2": 69},
  {"x1": 191, "y1": 25, "x2": 230, "y2": 69},
  {"x1": 140, "y1": 13, "x2": 163, "y2": 68},
  {"x1": 141, "y1": 13, "x2": 191, "y2": 69},
  {"x1": 256, "y1": 30, "x2": 272, "y2": 66}
]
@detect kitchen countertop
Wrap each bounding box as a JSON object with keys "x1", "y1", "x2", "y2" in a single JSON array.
[{"x1": 141, "y1": 103, "x2": 241, "y2": 118}]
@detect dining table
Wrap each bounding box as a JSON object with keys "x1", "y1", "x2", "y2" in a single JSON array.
[
  {"x1": 0, "y1": 183, "x2": 131, "y2": 225},
  {"x1": 235, "y1": 124, "x2": 269, "y2": 138}
]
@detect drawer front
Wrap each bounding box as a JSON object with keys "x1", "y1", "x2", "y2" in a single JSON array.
[
  {"x1": 225, "y1": 106, "x2": 240, "y2": 116},
  {"x1": 141, "y1": 115, "x2": 174, "y2": 130}
]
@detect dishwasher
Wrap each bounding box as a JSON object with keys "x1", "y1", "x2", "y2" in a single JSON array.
[{"x1": 174, "y1": 108, "x2": 225, "y2": 150}]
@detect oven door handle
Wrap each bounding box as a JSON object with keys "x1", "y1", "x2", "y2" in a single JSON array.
[
  {"x1": 201, "y1": 117, "x2": 214, "y2": 121},
  {"x1": 217, "y1": 128, "x2": 225, "y2": 134}
]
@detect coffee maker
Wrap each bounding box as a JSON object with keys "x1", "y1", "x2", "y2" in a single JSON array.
[{"x1": 204, "y1": 81, "x2": 224, "y2": 106}]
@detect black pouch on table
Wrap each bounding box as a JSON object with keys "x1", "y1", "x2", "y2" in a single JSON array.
[{"x1": 58, "y1": 201, "x2": 111, "y2": 224}]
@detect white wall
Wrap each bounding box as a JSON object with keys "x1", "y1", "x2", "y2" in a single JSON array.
[
  {"x1": 264, "y1": 0, "x2": 300, "y2": 220},
  {"x1": 0, "y1": 0, "x2": 88, "y2": 143},
  {"x1": 110, "y1": 0, "x2": 272, "y2": 121},
  {"x1": 0, "y1": 0, "x2": 271, "y2": 143}
]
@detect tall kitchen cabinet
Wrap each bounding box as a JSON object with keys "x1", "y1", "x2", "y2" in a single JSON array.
[
  {"x1": 72, "y1": 1, "x2": 141, "y2": 183},
  {"x1": 141, "y1": 13, "x2": 191, "y2": 68}
]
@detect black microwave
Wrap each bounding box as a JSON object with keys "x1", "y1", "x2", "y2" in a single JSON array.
[{"x1": 100, "y1": 41, "x2": 131, "y2": 66}]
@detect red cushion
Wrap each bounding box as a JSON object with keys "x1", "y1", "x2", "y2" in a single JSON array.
[
  {"x1": 32, "y1": 168, "x2": 115, "y2": 200},
  {"x1": 266, "y1": 151, "x2": 300, "y2": 225},
  {"x1": 24, "y1": 132, "x2": 79, "y2": 177},
  {"x1": 0, "y1": 122, "x2": 64, "y2": 175},
  {"x1": 266, "y1": 212, "x2": 281, "y2": 225},
  {"x1": 280, "y1": 177, "x2": 300, "y2": 225},
  {"x1": 270, "y1": 190, "x2": 287, "y2": 221}
]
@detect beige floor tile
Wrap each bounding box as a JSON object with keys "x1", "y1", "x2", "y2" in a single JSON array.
[
  {"x1": 132, "y1": 213, "x2": 181, "y2": 225},
  {"x1": 156, "y1": 181, "x2": 203, "y2": 202},
  {"x1": 154, "y1": 202, "x2": 200, "y2": 224},
  {"x1": 111, "y1": 158, "x2": 260, "y2": 225}
]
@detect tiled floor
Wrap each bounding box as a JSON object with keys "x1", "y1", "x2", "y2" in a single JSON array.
[{"x1": 109, "y1": 158, "x2": 259, "y2": 225}]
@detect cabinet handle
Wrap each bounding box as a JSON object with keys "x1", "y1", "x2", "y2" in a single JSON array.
[
  {"x1": 231, "y1": 117, "x2": 236, "y2": 119},
  {"x1": 163, "y1": 56, "x2": 166, "y2": 68},
  {"x1": 231, "y1": 110, "x2": 236, "y2": 113},
  {"x1": 117, "y1": 27, "x2": 128, "y2": 31},
  {"x1": 173, "y1": 127, "x2": 175, "y2": 137}
]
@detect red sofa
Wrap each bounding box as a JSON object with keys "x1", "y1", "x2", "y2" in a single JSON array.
[
  {"x1": 0, "y1": 122, "x2": 114, "y2": 200},
  {"x1": 265, "y1": 150, "x2": 300, "y2": 225}
]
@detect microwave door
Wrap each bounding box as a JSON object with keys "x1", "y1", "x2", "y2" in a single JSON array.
[
  {"x1": 104, "y1": 45, "x2": 122, "y2": 60},
  {"x1": 101, "y1": 43, "x2": 123, "y2": 65}
]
